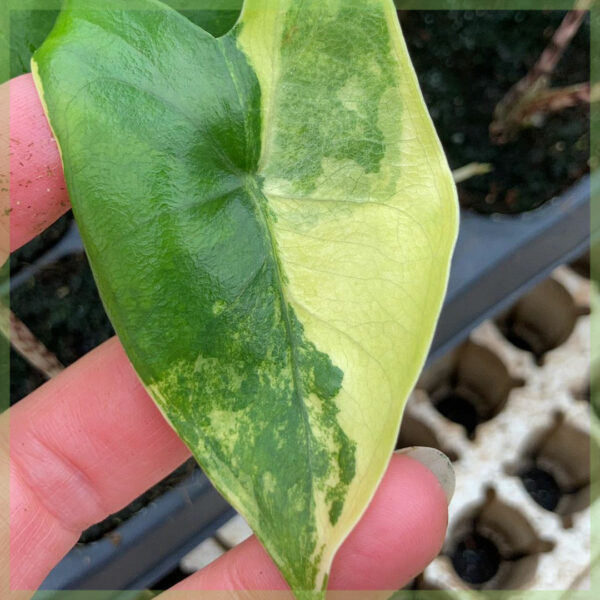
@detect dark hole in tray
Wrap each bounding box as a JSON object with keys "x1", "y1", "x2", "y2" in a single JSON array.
[
  {"x1": 447, "y1": 489, "x2": 553, "y2": 589},
  {"x1": 512, "y1": 416, "x2": 591, "y2": 519},
  {"x1": 451, "y1": 532, "x2": 501, "y2": 585},
  {"x1": 424, "y1": 341, "x2": 519, "y2": 440},
  {"x1": 434, "y1": 390, "x2": 480, "y2": 438},
  {"x1": 578, "y1": 382, "x2": 590, "y2": 403},
  {"x1": 496, "y1": 278, "x2": 580, "y2": 364},
  {"x1": 500, "y1": 321, "x2": 542, "y2": 356},
  {"x1": 518, "y1": 466, "x2": 561, "y2": 512}
]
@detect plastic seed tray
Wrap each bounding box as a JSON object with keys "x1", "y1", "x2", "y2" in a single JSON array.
[{"x1": 407, "y1": 265, "x2": 592, "y2": 591}]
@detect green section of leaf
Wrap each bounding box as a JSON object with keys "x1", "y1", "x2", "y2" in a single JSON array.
[
  {"x1": 179, "y1": 9, "x2": 240, "y2": 37},
  {"x1": 33, "y1": 0, "x2": 458, "y2": 594},
  {"x1": 5, "y1": 4, "x2": 241, "y2": 84},
  {"x1": 9, "y1": 9, "x2": 59, "y2": 81}
]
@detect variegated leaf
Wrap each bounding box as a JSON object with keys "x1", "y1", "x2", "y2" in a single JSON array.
[{"x1": 32, "y1": 0, "x2": 458, "y2": 595}]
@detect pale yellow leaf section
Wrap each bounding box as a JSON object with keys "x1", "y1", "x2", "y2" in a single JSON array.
[{"x1": 238, "y1": 0, "x2": 458, "y2": 587}]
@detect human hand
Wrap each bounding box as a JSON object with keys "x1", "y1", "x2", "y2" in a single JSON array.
[{"x1": 1, "y1": 73, "x2": 453, "y2": 598}]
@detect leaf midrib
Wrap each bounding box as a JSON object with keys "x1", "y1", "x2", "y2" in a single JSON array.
[
  {"x1": 243, "y1": 175, "x2": 316, "y2": 501},
  {"x1": 219, "y1": 21, "x2": 318, "y2": 505}
]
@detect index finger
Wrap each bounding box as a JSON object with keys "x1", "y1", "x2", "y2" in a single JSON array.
[{"x1": 1, "y1": 73, "x2": 70, "y2": 266}]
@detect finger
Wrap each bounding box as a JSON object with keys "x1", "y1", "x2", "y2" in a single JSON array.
[
  {"x1": 1, "y1": 82, "x2": 8, "y2": 263},
  {"x1": 7, "y1": 337, "x2": 191, "y2": 590},
  {"x1": 7, "y1": 73, "x2": 70, "y2": 255},
  {"x1": 171, "y1": 453, "x2": 448, "y2": 594}
]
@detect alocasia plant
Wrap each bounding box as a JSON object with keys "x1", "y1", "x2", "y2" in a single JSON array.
[{"x1": 31, "y1": 0, "x2": 458, "y2": 595}]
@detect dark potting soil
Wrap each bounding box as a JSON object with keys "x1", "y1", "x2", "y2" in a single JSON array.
[
  {"x1": 8, "y1": 11, "x2": 590, "y2": 543},
  {"x1": 401, "y1": 10, "x2": 590, "y2": 215},
  {"x1": 8, "y1": 213, "x2": 115, "y2": 403}
]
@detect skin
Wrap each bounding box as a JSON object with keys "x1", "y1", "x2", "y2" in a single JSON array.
[{"x1": 0, "y1": 73, "x2": 448, "y2": 597}]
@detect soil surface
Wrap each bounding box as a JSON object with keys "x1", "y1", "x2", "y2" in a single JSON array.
[{"x1": 402, "y1": 10, "x2": 590, "y2": 214}]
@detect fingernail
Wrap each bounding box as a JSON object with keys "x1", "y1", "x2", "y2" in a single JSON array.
[{"x1": 395, "y1": 446, "x2": 455, "y2": 504}]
